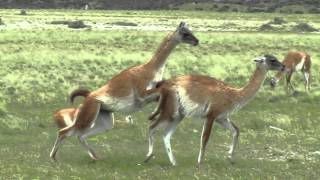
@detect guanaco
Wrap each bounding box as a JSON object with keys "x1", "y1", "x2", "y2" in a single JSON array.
[
  {"x1": 52, "y1": 89, "x2": 110, "y2": 160},
  {"x1": 270, "y1": 51, "x2": 311, "y2": 92},
  {"x1": 143, "y1": 55, "x2": 285, "y2": 166},
  {"x1": 50, "y1": 22, "x2": 199, "y2": 160}
]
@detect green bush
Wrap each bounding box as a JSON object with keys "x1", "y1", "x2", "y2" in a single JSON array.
[
  {"x1": 68, "y1": 20, "x2": 89, "y2": 29},
  {"x1": 271, "y1": 17, "x2": 287, "y2": 25},
  {"x1": 293, "y1": 22, "x2": 318, "y2": 32},
  {"x1": 232, "y1": 8, "x2": 238, "y2": 12},
  {"x1": 294, "y1": 10, "x2": 304, "y2": 14},
  {"x1": 50, "y1": 20, "x2": 70, "y2": 25},
  {"x1": 247, "y1": 7, "x2": 266, "y2": 13},
  {"x1": 112, "y1": 21, "x2": 138, "y2": 26},
  {"x1": 308, "y1": 8, "x2": 320, "y2": 14},
  {"x1": 19, "y1": 9, "x2": 27, "y2": 15},
  {"x1": 259, "y1": 23, "x2": 274, "y2": 31},
  {"x1": 266, "y1": 5, "x2": 277, "y2": 13},
  {"x1": 218, "y1": 5, "x2": 230, "y2": 12}
]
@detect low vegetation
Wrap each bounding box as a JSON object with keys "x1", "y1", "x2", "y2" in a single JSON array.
[
  {"x1": 293, "y1": 22, "x2": 318, "y2": 32},
  {"x1": 0, "y1": 9, "x2": 319, "y2": 179}
]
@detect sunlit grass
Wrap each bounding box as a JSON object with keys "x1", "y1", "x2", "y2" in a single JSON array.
[{"x1": 0, "y1": 9, "x2": 320, "y2": 179}]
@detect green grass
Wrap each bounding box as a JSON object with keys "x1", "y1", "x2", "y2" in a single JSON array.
[{"x1": 0, "y1": 9, "x2": 320, "y2": 179}]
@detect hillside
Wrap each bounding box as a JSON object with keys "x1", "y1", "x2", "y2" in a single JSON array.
[{"x1": 0, "y1": 0, "x2": 320, "y2": 14}]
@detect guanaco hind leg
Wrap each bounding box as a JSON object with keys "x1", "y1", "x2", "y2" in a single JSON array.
[
  {"x1": 216, "y1": 118, "x2": 239, "y2": 162},
  {"x1": 303, "y1": 71, "x2": 311, "y2": 92},
  {"x1": 197, "y1": 118, "x2": 215, "y2": 167}
]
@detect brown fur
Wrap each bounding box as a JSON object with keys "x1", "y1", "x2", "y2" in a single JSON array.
[
  {"x1": 68, "y1": 33, "x2": 178, "y2": 130},
  {"x1": 70, "y1": 89, "x2": 91, "y2": 104},
  {"x1": 53, "y1": 108, "x2": 77, "y2": 129},
  {"x1": 144, "y1": 56, "x2": 285, "y2": 165},
  {"x1": 63, "y1": 29, "x2": 194, "y2": 132},
  {"x1": 149, "y1": 70, "x2": 266, "y2": 119},
  {"x1": 273, "y1": 51, "x2": 311, "y2": 92},
  {"x1": 51, "y1": 23, "x2": 198, "y2": 161}
]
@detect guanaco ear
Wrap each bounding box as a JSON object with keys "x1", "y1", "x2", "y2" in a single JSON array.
[
  {"x1": 253, "y1": 58, "x2": 263, "y2": 63},
  {"x1": 177, "y1": 22, "x2": 187, "y2": 31},
  {"x1": 179, "y1": 21, "x2": 186, "y2": 28}
]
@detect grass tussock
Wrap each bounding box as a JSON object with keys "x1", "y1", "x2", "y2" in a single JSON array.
[
  {"x1": 112, "y1": 21, "x2": 138, "y2": 26},
  {"x1": 293, "y1": 22, "x2": 318, "y2": 32}
]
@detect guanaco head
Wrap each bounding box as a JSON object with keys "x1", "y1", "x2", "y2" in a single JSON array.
[
  {"x1": 175, "y1": 22, "x2": 199, "y2": 46},
  {"x1": 254, "y1": 54, "x2": 286, "y2": 72}
]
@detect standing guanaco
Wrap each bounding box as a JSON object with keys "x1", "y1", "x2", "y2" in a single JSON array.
[
  {"x1": 270, "y1": 51, "x2": 311, "y2": 92},
  {"x1": 143, "y1": 55, "x2": 285, "y2": 166}
]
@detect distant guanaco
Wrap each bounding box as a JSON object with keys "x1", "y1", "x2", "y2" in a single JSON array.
[
  {"x1": 143, "y1": 55, "x2": 285, "y2": 166},
  {"x1": 50, "y1": 22, "x2": 199, "y2": 160},
  {"x1": 270, "y1": 51, "x2": 311, "y2": 92}
]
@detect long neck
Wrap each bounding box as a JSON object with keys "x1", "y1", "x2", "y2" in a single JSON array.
[
  {"x1": 147, "y1": 32, "x2": 179, "y2": 69},
  {"x1": 238, "y1": 66, "x2": 268, "y2": 103}
]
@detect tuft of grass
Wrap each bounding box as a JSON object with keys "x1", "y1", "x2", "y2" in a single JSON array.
[
  {"x1": 0, "y1": 17, "x2": 4, "y2": 25},
  {"x1": 19, "y1": 9, "x2": 27, "y2": 15},
  {"x1": 67, "y1": 20, "x2": 89, "y2": 29},
  {"x1": 293, "y1": 22, "x2": 318, "y2": 32},
  {"x1": 259, "y1": 23, "x2": 275, "y2": 31},
  {"x1": 270, "y1": 17, "x2": 287, "y2": 25},
  {"x1": 112, "y1": 21, "x2": 138, "y2": 26},
  {"x1": 50, "y1": 20, "x2": 70, "y2": 25}
]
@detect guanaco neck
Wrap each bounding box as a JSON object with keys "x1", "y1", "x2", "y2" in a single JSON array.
[
  {"x1": 146, "y1": 32, "x2": 179, "y2": 70},
  {"x1": 237, "y1": 66, "x2": 268, "y2": 103}
]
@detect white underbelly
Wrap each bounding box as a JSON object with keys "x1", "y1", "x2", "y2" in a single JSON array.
[
  {"x1": 62, "y1": 114, "x2": 73, "y2": 126},
  {"x1": 96, "y1": 94, "x2": 139, "y2": 113},
  {"x1": 176, "y1": 88, "x2": 210, "y2": 118},
  {"x1": 146, "y1": 67, "x2": 165, "y2": 90},
  {"x1": 295, "y1": 56, "x2": 305, "y2": 71}
]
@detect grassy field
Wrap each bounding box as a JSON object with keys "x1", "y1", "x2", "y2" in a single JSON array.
[{"x1": 0, "y1": 9, "x2": 320, "y2": 179}]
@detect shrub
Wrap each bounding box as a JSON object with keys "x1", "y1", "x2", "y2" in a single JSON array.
[
  {"x1": 294, "y1": 10, "x2": 304, "y2": 14},
  {"x1": 50, "y1": 20, "x2": 70, "y2": 25},
  {"x1": 195, "y1": 7, "x2": 204, "y2": 11},
  {"x1": 271, "y1": 17, "x2": 287, "y2": 25},
  {"x1": 247, "y1": 7, "x2": 266, "y2": 13},
  {"x1": 67, "y1": 20, "x2": 88, "y2": 29},
  {"x1": 112, "y1": 21, "x2": 138, "y2": 26},
  {"x1": 259, "y1": 23, "x2": 274, "y2": 31},
  {"x1": 266, "y1": 5, "x2": 277, "y2": 13},
  {"x1": 293, "y1": 23, "x2": 318, "y2": 32},
  {"x1": 232, "y1": 8, "x2": 238, "y2": 12},
  {"x1": 20, "y1": 9, "x2": 27, "y2": 15},
  {"x1": 308, "y1": 8, "x2": 320, "y2": 14},
  {"x1": 0, "y1": 18, "x2": 4, "y2": 25},
  {"x1": 218, "y1": 5, "x2": 230, "y2": 12}
]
